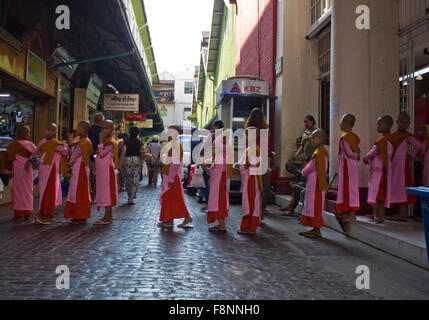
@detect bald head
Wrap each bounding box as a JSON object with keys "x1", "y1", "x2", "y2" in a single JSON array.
[
  {"x1": 78, "y1": 120, "x2": 91, "y2": 136},
  {"x1": 103, "y1": 120, "x2": 114, "y2": 129},
  {"x1": 45, "y1": 122, "x2": 58, "y2": 139},
  {"x1": 377, "y1": 115, "x2": 394, "y2": 134},
  {"x1": 341, "y1": 114, "x2": 356, "y2": 128},
  {"x1": 16, "y1": 124, "x2": 30, "y2": 140},
  {"x1": 311, "y1": 128, "x2": 327, "y2": 142}
]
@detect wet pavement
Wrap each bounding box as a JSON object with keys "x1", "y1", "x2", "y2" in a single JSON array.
[{"x1": 0, "y1": 177, "x2": 428, "y2": 300}]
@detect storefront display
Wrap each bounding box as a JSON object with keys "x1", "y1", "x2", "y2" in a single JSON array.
[{"x1": 0, "y1": 88, "x2": 34, "y2": 139}]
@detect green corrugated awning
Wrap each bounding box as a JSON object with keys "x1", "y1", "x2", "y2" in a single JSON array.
[{"x1": 188, "y1": 113, "x2": 197, "y2": 121}]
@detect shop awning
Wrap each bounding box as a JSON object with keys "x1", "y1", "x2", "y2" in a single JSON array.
[{"x1": 48, "y1": 0, "x2": 164, "y2": 132}]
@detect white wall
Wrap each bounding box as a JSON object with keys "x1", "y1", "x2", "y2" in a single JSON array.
[
  {"x1": 174, "y1": 70, "x2": 194, "y2": 127},
  {"x1": 274, "y1": 0, "x2": 284, "y2": 169}
]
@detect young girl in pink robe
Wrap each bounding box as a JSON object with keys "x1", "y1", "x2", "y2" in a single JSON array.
[
  {"x1": 336, "y1": 115, "x2": 361, "y2": 223},
  {"x1": 299, "y1": 129, "x2": 329, "y2": 238},
  {"x1": 363, "y1": 115, "x2": 394, "y2": 224},
  {"x1": 64, "y1": 121, "x2": 94, "y2": 225},
  {"x1": 94, "y1": 121, "x2": 118, "y2": 225},
  {"x1": 32, "y1": 124, "x2": 69, "y2": 225},
  {"x1": 207, "y1": 134, "x2": 233, "y2": 233},
  {"x1": 386, "y1": 113, "x2": 421, "y2": 222},
  {"x1": 7, "y1": 125, "x2": 36, "y2": 220},
  {"x1": 158, "y1": 126, "x2": 192, "y2": 229},
  {"x1": 236, "y1": 136, "x2": 263, "y2": 235}
]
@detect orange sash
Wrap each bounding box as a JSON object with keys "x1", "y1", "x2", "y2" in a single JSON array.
[
  {"x1": 340, "y1": 131, "x2": 360, "y2": 153},
  {"x1": 375, "y1": 135, "x2": 390, "y2": 174},
  {"x1": 39, "y1": 139, "x2": 63, "y2": 165},
  {"x1": 7, "y1": 140, "x2": 33, "y2": 161},
  {"x1": 212, "y1": 143, "x2": 234, "y2": 179},
  {"x1": 388, "y1": 131, "x2": 412, "y2": 156},
  {"x1": 244, "y1": 145, "x2": 263, "y2": 193},
  {"x1": 312, "y1": 146, "x2": 329, "y2": 191},
  {"x1": 101, "y1": 137, "x2": 119, "y2": 169},
  {"x1": 161, "y1": 141, "x2": 183, "y2": 176},
  {"x1": 78, "y1": 138, "x2": 94, "y2": 166}
]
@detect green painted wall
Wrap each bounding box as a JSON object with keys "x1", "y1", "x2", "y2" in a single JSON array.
[{"x1": 198, "y1": 4, "x2": 236, "y2": 129}]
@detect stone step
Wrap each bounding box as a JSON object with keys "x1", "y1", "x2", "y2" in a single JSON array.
[{"x1": 275, "y1": 195, "x2": 429, "y2": 270}]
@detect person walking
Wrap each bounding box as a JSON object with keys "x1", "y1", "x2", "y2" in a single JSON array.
[
  {"x1": 147, "y1": 137, "x2": 161, "y2": 187},
  {"x1": 120, "y1": 126, "x2": 145, "y2": 205},
  {"x1": 117, "y1": 133, "x2": 129, "y2": 192}
]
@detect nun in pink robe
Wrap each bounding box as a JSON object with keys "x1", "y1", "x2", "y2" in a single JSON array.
[
  {"x1": 207, "y1": 135, "x2": 233, "y2": 224},
  {"x1": 420, "y1": 135, "x2": 429, "y2": 186},
  {"x1": 363, "y1": 138, "x2": 393, "y2": 208},
  {"x1": 300, "y1": 149, "x2": 328, "y2": 228},
  {"x1": 238, "y1": 146, "x2": 263, "y2": 233},
  {"x1": 33, "y1": 139, "x2": 69, "y2": 219},
  {"x1": 7, "y1": 140, "x2": 36, "y2": 218},
  {"x1": 336, "y1": 136, "x2": 360, "y2": 214},
  {"x1": 95, "y1": 142, "x2": 117, "y2": 210},
  {"x1": 389, "y1": 134, "x2": 421, "y2": 205}
]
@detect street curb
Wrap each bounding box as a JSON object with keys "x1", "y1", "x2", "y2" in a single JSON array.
[{"x1": 275, "y1": 195, "x2": 429, "y2": 270}]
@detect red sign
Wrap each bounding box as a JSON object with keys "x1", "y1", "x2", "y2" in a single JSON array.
[
  {"x1": 243, "y1": 86, "x2": 261, "y2": 93},
  {"x1": 126, "y1": 113, "x2": 146, "y2": 121},
  {"x1": 230, "y1": 82, "x2": 241, "y2": 93}
]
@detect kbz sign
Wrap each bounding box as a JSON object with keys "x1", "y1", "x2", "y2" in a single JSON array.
[{"x1": 222, "y1": 79, "x2": 269, "y2": 96}]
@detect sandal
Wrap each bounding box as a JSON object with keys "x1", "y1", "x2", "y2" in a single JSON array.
[
  {"x1": 178, "y1": 223, "x2": 194, "y2": 229},
  {"x1": 209, "y1": 226, "x2": 227, "y2": 233},
  {"x1": 304, "y1": 232, "x2": 322, "y2": 238},
  {"x1": 157, "y1": 222, "x2": 173, "y2": 228},
  {"x1": 49, "y1": 216, "x2": 56, "y2": 222},
  {"x1": 33, "y1": 218, "x2": 50, "y2": 225},
  {"x1": 374, "y1": 217, "x2": 384, "y2": 224},
  {"x1": 94, "y1": 219, "x2": 113, "y2": 225},
  {"x1": 69, "y1": 219, "x2": 80, "y2": 225},
  {"x1": 237, "y1": 229, "x2": 249, "y2": 235}
]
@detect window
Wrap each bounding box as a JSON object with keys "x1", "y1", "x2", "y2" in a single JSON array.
[
  {"x1": 318, "y1": 30, "x2": 331, "y2": 76},
  {"x1": 184, "y1": 82, "x2": 193, "y2": 94},
  {"x1": 310, "y1": 0, "x2": 331, "y2": 26}
]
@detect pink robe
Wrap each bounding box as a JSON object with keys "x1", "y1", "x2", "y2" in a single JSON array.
[
  {"x1": 421, "y1": 140, "x2": 429, "y2": 186},
  {"x1": 67, "y1": 143, "x2": 91, "y2": 204},
  {"x1": 390, "y1": 136, "x2": 421, "y2": 204},
  {"x1": 208, "y1": 140, "x2": 231, "y2": 213},
  {"x1": 95, "y1": 144, "x2": 117, "y2": 208},
  {"x1": 238, "y1": 148, "x2": 261, "y2": 218},
  {"x1": 364, "y1": 141, "x2": 393, "y2": 207},
  {"x1": 302, "y1": 156, "x2": 328, "y2": 219},
  {"x1": 337, "y1": 139, "x2": 360, "y2": 211},
  {"x1": 34, "y1": 139, "x2": 69, "y2": 209},
  {"x1": 12, "y1": 141, "x2": 36, "y2": 212}
]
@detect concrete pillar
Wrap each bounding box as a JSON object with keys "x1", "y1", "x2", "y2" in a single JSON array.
[
  {"x1": 330, "y1": 0, "x2": 399, "y2": 187},
  {"x1": 280, "y1": 0, "x2": 319, "y2": 177}
]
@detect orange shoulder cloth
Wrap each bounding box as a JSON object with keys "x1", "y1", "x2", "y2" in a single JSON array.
[
  {"x1": 39, "y1": 139, "x2": 64, "y2": 165},
  {"x1": 7, "y1": 140, "x2": 33, "y2": 161},
  {"x1": 387, "y1": 131, "x2": 412, "y2": 155},
  {"x1": 340, "y1": 131, "x2": 360, "y2": 152},
  {"x1": 78, "y1": 138, "x2": 94, "y2": 165},
  {"x1": 312, "y1": 146, "x2": 328, "y2": 191},
  {"x1": 375, "y1": 135, "x2": 390, "y2": 174},
  {"x1": 102, "y1": 137, "x2": 119, "y2": 169},
  {"x1": 161, "y1": 141, "x2": 183, "y2": 176}
]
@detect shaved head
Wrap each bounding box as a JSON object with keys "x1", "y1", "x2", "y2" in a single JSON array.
[
  {"x1": 78, "y1": 120, "x2": 91, "y2": 133},
  {"x1": 311, "y1": 129, "x2": 327, "y2": 143},
  {"x1": 341, "y1": 114, "x2": 356, "y2": 127},
  {"x1": 378, "y1": 115, "x2": 394, "y2": 128},
  {"x1": 47, "y1": 122, "x2": 57, "y2": 129},
  {"x1": 398, "y1": 112, "x2": 410, "y2": 122},
  {"x1": 103, "y1": 120, "x2": 114, "y2": 128}
]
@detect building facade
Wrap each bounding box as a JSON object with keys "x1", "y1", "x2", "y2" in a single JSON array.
[{"x1": 175, "y1": 70, "x2": 195, "y2": 129}]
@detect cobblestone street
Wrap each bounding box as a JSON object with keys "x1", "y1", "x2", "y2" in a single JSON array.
[{"x1": 0, "y1": 178, "x2": 428, "y2": 300}]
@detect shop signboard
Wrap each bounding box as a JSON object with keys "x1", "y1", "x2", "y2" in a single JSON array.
[
  {"x1": 86, "y1": 73, "x2": 103, "y2": 109},
  {"x1": 137, "y1": 119, "x2": 153, "y2": 129},
  {"x1": 26, "y1": 50, "x2": 46, "y2": 89},
  {"x1": 220, "y1": 79, "x2": 269, "y2": 96},
  {"x1": 104, "y1": 94, "x2": 139, "y2": 112},
  {"x1": 159, "y1": 105, "x2": 168, "y2": 117}
]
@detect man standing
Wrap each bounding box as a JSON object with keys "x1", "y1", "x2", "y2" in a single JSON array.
[{"x1": 88, "y1": 113, "x2": 105, "y2": 203}]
